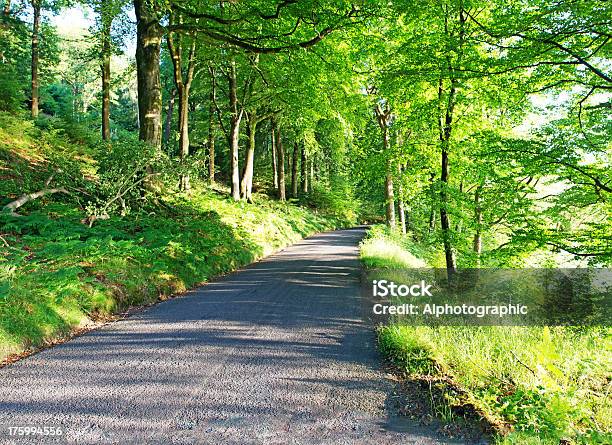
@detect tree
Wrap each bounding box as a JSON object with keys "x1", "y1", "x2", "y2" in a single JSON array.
[
  {"x1": 166, "y1": 12, "x2": 197, "y2": 191},
  {"x1": 373, "y1": 98, "x2": 395, "y2": 228},
  {"x1": 275, "y1": 120, "x2": 286, "y2": 201},
  {"x1": 90, "y1": 0, "x2": 126, "y2": 140},
  {"x1": 131, "y1": 0, "x2": 363, "y2": 152},
  {"x1": 133, "y1": 0, "x2": 163, "y2": 146},
  {"x1": 30, "y1": 0, "x2": 41, "y2": 117}
]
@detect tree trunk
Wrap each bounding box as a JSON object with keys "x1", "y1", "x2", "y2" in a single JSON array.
[
  {"x1": 309, "y1": 157, "x2": 314, "y2": 189},
  {"x1": 397, "y1": 164, "x2": 406, "y2": 235},
  {"x1": 383, "y1": 127, "x2": 395, "y2": 228},
  {"x1": 428, "y1": 172, "x2": 436, "y2": 232},
  {"x1": 473, "y1": 185, "x2": 483, "y2": 263},
  {"x1": 163, "y1": 88, "x2": 176, "y2": 147},
  {"x1": 3, "y1": 0, "x2": 10, "y2": 16},
  {"x1": 385, "y1": 161, "x2": 395, "y2": 228},
  {"x1": 271, "y1": 123, "x2": 278, "y2": 189},
  {"x1": 440, "y1": 143, "x2": 456, "y2": 274},
  {"x1": 276, "y1": 124, "x2": 286, "y2": 201},
  {"x1": 374, "y1": 102, "x2": 395, "y2": 228},
  {"x1": 134, "y1": 0, "x2": 163, "y2": 147},
  {"x1": 300, "y1": 144, "x2": 308, "y2": 193},
  {"x1": 100, "y1": 10, "x2": 112, "y2": 140},
  {"x1": 240, "y1": 116, "x2": 257, "y2": 202},
  {"x1": 439, "y1": 9, "x2": 466, "y2": 278},
  {"x1": 177, "y1": 87, "x2": 190, "y2": 190},
  {"x1": 208, "y1": 87, "x2": 216, "y2": 184},
  {"x1": 167, "y1": 20, "x2": 196, "y2": 192},
  {"x1": 228, "y1": 60, "x2": 242, "y2": 201},
  {"x1": 30, "y1": 0, "x2": 40, "y2": 119},
  {"x1": 438, "y1": 76, "x2": 458, "y2": 277},
  {"x1": 291, "y1": 142, "x2": 299, "y2": 198}
]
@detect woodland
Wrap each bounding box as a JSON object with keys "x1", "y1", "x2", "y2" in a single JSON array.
[
  {"x1": 0, "y1": 0, "x2": 610, "y2": 443},
  {"x1": 0, "y1": 0, "x2": 610, "y2": 268}
]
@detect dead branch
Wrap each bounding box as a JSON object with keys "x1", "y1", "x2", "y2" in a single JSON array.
[
  {"x1": 3, "y1": 187, "x2": 69, "y2": 215},
  {"x1": 510, "y1": 350, "x2": 536, "y2": 376}
]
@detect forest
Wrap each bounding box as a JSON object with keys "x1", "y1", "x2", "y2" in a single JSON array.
[{"x1": 0, "y1": 0, "x2": 610, "y2": 444}]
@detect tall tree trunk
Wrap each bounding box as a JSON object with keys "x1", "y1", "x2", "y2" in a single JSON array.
[
  {"x1": 3, "y1": 0, "x2": 10, "y2": 16},
  {"x1": 309, "y1": 157, "x2": 314, "y2": 189},
  {"x1": 397, "y1": 164, "x2": 406, "y2": 235},
  {"x1": 134, "y1": 0, "x2": 163, "y2": 147},
  {"x1": 276, "y1": 123, "x2": 286, "y2": 201},
  {"x1": 167, "y1": 21, "x2": 196, "y2": 191},
  {"x1": 383, "y1": 126, "x2": 395, "y2": 228},
  {"x1": 177, "y1": 87, "x2": 190, "y2": 190},
  {"x1": 439, "y1": 8, "x2": 466, "y2": 278},
  {"x1": 30, "y1": 0, "x2": 40, "y2": 119},
  {"x1": 439, "y1": 144, "x2": 455, "y2": 274},
  {"x1": 473, "y1": 185, "x2": 483, "y2": 264},
  {"x1": 385, "y1": 159, "x2": 395, "y2": 228},
  {"x1": 228, "y1": 59, "x2": 242, "y2": 201},
  {"x1": 374, "y1": 102, "x2": 395, "y2": 228},
  {"x1": 428, "y1": 172, "x2": 436, "y2": 232},
  {"x1": 300, "y1": 144, "x2": 308, "y2": 193},
  {"x1": 100, "y1": 10, "x2": 112, "y2": 140},
  {"x1": 271, "y1": 123, "x2": 278, "y2": 189},
  {"x1": 291, "y1": 142, "x2": 299, "y2": 198},
  {"x1": 163, "y1": 88, "x2": 176, "y2": 146},
  {"x1": 240, "y1": 116, "x2": 257, "y2": 202},
  {"x1": 208, "y1": 85, "x2": 216, "y2": 184},
  {"x1": 438, "y1": 76, "x2": 458, "y2": 276},
  {"x1": 179, "y1": 42, "x2": 196, "y2": 190}
]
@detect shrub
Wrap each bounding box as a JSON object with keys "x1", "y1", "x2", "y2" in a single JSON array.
[{"x1": 85, "y1": 138, "x2": 172, "y2": 219}]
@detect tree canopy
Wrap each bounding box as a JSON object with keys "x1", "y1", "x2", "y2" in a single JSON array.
[{"x1": 1, "y1": 0, "x2": 610, "y2": 268}]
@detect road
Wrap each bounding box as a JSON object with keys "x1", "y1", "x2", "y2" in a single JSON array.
[{"x1": 0, "y1": 227, "x2": 470, "y2": 444}]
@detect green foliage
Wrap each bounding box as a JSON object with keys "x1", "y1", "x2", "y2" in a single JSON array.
[
  {"x1": 0, "y1": 192, "x2": 340, "y2": 361},
  {"x1": 360, "y1": 225, "x2": 428, "y2": 269},
  {"x1": 86, "y1": 138, "x2": 169, "y2": 218},
  {"x1": 0, "y1": 111, "x2": 343, "y2": 361},
  {"x1": 302, "y1": 181, "x2": 359, "y2": 225},
  {"x1": 0, "y1": 67, "x2": 26, "y2": 111},
  {"x1": 366, "y1": 228, "x2": 612, "y2": 443}
]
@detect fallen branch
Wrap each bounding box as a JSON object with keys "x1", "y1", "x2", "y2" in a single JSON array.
[
  {"x1": 3, "y1": 187, "x2": 69, "y2": 215},
  {"x1": 510, "y1": 350, "x2": 536, "y2": 376}
]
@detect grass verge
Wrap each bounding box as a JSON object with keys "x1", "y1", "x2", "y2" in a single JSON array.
[
  {"x1": 361, "y1": 225, "x2": 611, "y2": 445},
  {"x1": 0, "y1": 192, "x2": 340, "y2": 363}
]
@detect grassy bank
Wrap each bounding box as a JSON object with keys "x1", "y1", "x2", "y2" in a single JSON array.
[
  {"x1": 361, "y1": 226, "x2": 611, "y2": 444},
  {"x1": 0, "y1": 113, "x2": 345, "y2": 362}
]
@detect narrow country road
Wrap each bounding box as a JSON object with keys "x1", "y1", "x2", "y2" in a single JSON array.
[{"x1": 0, "y1": 228, "x2": 467, "y2": 444}]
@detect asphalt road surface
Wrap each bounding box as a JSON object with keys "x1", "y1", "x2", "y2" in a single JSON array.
[{"x1": 0, "y1": 227, "x2": 475, "y2": 444}]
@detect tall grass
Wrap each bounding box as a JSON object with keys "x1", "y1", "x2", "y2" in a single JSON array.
[{"x1": 362, "y1": 225, "x2": 612, "y2": 444}]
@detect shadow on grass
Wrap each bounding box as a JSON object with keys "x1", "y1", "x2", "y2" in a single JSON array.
[{"x1": 0, "y1": 197, "x2": 314, "y2": 359}]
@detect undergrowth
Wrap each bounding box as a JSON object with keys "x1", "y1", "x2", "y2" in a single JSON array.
[{"x1": 362, "y1": 225, "x2": 612, "y2": 445}]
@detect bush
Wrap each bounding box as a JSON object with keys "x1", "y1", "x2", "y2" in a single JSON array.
[
  {"x1": 303, "y1": 180, "x2": 359, "y2": 224},
  {"x1": 86, "y1": 138, "x2": 172, "y2": 219},
  {"x1": 0, "y1": 67, "x2": 26, "y2": 112}
]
